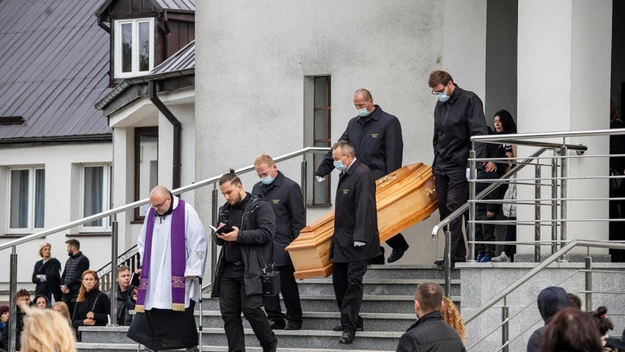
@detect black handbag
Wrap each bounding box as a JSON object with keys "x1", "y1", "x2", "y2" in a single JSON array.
[
  {"x1": 611, "y1": 168, "x2": 623, "y2": 193},
  {"x1": 261, "y1": 247, "x2": 280, "y2": 297}
]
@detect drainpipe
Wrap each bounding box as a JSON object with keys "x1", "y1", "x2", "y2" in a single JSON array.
[{"x1": 149, "y1": 80, "x2": 182, "y2": 189}]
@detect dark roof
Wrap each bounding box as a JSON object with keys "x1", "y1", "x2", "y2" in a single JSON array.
[
  {"x1": 0, "y1": 0, "x2": 112, "y2": 143},
  {"x1": 95, "y1": 40, "x2": 195, "y2": 112},
  {"x1": 95, "y1": 0, "x2": 195, "y2": 18}
]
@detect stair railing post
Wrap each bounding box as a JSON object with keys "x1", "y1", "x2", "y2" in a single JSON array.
[
  {"x1": 534, "y1": 164, "x2": 541, "y2": 262},
  {"x1": 301, "y1": 156, "x2": 308, "y2": 207},
  {"x1": 109, "y1": 214, "x2": 119, "y2": 326},
  {"x1": 559, "y1": 143, "x2": 568, "y2": 262},
  {"x1": 210, "y1": 185, "x2": 219, "y2": 286},
  {"x1": 8, "y1": 246, "x2": 17, "y2": 352},
  {"x1": 585, "y1": 254, "x2": 593, "y2": 312},
  {"x1": 551, "y1": 150, "x2": 559, "y2": 255},
  {"x1": 502, "y1": 295, "x2": 509, "y2": 352},
  {"x1": 445, "y1": 226, "x2": 452, "y2": 298},
  {"x1": 469, "y1": 148, "x2": 477, "y2": 262}
]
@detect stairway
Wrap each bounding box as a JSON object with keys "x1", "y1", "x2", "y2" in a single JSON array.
[{"x1": 77, "y1": 265, "x2": 460, "y2": 352}]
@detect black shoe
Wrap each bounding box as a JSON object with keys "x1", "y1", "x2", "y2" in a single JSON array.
[
  {"x1": 339, "y1": 331, "x2": 356, "y2": 344},
  {"x1": 332, "y1": 325, "x2": 363, "y2": 331},
  {"x1": 263, "y1": 338, "x2": 278, "y2": 352},
  {"x1": 434, "y1": 258, "x2": 444, "y2": 266},
  {"x1": 285, "y1": 320, "x2": 302, "y2": 330},
  {"x1": 269, "y1": 320, "x2": 285, "y2": 330},
  {"x1": 388, "y1": 246, "x2": 409, "y2": 263},
  {"x1": 368, "y1": 247, "x2": 385, "y2": 265}
]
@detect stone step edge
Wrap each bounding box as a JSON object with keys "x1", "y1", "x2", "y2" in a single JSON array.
[
  {"x1": 193, "y1": 311, "x2": 416, "y2": 320},
  {"x1": 79, "y1": 326, "x2": 404, "y2": 338},
  {"x1": 200, "y1": 295, "x2": 461, "y2": 301},
  {"x1": 291, "y1": 278, "x2": 461, "y2": 284},
  {"x1": 76, "y1": 342, "x2": 394, "y2": 352}
]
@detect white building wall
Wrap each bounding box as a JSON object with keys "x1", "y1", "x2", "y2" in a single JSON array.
[
  {"x1": 0, "y1": 143, "x2": 112, "y2": 291},
  {"x1": 195, "y1": 0, "x2": 495, "y2": 267},
  {"x1": 516, "y1": 0, "x2": 612, "y2": 255}
]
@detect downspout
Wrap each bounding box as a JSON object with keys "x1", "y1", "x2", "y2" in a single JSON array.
[{"x1": 149, "y1": 80, "x2": 182, "y2": 189}]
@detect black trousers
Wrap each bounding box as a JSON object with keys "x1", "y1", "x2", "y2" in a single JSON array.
[
  {"x1": 435, "y1": 171, "x2": 469, "y2": 259},
  {"x1": 264, "y1": 264, "x2": 302, "y2": 324},
  {"x1": 219, "y1": 266, "x2": 276, "y2": 352},
  {"x1": 127, "y1": 301, "x2": 198, "y2": 350},
  {"x1": 385, "y1": 233, "x2": 409, "y2": 249},
  {"x1": 503, "y1": 217, "x2": 517, "y2": 259},
  {"x1": 332, "y1": 260, "x2": 367, "y2": 333}
]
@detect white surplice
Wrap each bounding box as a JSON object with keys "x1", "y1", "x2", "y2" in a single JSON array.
[{"x1": 137, "y1": 196, "x2": 208, "y2": 310}]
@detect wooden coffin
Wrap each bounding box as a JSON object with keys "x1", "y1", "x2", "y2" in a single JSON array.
[{"x1": 286, "y1": 162, "x2": 438, "y2": 279}]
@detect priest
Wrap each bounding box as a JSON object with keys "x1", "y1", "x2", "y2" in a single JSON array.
[{"x1": 127, "y1": 185, "x2": 208, "y2": 352}]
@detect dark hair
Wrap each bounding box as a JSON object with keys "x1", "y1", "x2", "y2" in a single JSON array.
[
  {"x1": 218, "y1": 169, "x2": 241, "y2": 186},
  {"x1": 592, "y1": 306, "x2": 614, "y2": 336},
  {"x1": 117, "y1": 265, "x2": 130, "y2": 274},
  {"x1": 354, "y1": 88, "x2": 373, "y2": 101},
  {"x1": 568, "y1": 293, "x2": 582, "y2": 309},
  {"x1": 539, "y1": 308, "x2": 602, "y2": 352},
  {"x1": 65, "y1": 239, "x2": 80, "y2": 250},
  {"x1": 415, "y1": 282, "x2": 443, "y2": 313},
  {"x1": 428, "y1": 70, "x2": 453, "y2": 88},
  {"x1": 16, "y1": 289, "x2": 30, "y2": 299},
  {"x1": 34, "y1": 294, "x2": 50, "y2": 307},
  {"x1": 494, "y1": 109, "x2": 517, "y2": 134}
]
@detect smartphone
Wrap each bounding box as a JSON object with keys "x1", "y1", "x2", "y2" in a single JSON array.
[{"x1": 209, "y1": 224, "x2": 234, "y2": 234}]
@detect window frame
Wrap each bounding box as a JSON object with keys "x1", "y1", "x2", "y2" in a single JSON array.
[
  {"x1": 311, "y1": 76, "x2": 332, "y2": 206},
  {"x1": 114, "y1": 17, "x2": 155, "y2": 79},
  {"x1": 6, "y1": 166, "x2": 45, "y2": 234},
  {"x1": 79, "y1": 164, "x2": 112, "y2": 233},
  {"x1": 134, "y1": 127, "x2": 159, "y2": 222}
]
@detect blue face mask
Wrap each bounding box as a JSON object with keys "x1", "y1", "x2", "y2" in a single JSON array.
[
  {"x1": 334, "y1": 159, "x2": 346, "y2": 172},
  {"x1": 357, "y1": 107, "x2": 370, "y2": 117},
  {"x1": 437, "y1": 92, "x2": 450, "y2": 102},
  {"x1": 260, "y1": 175, "x2": 274, "y2": 185}
]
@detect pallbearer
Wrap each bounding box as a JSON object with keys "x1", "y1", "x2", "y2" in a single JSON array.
[
  {"x1": 127, "y1": 185, "x2": 208, "y2": 352},
  {"x1": 252, "y1": 154, "x2": 305, "y2": 330}
]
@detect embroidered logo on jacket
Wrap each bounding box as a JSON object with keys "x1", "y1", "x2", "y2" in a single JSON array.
[
  {"x1": 371, "y1": 133, "x2": 379, "y2": 138},
  {"x1": 272, "y1": 199, "x2": 280, "y2": 204},
  {"x1": 343, "y1": 189, "x2": 350, "y2": 195}
]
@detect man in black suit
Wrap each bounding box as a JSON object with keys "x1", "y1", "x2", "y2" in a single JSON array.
[
  {"x1": 316, "y1": 89, "x2": 409, "y2": 263},
  {"x1": 252, "y1": 154, "x2": 306, "y2": 331},
  {"x1": 330, "y1": 141, "x2": 381, "y2": 345}
]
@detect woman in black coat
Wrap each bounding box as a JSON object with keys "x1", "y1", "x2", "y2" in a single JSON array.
[
  {"x1": 72, "y1": 270, "x2": 110, "y2": 338},
  {"x1": 31, "y1": 242, "x2": 62, "y2": 303}
]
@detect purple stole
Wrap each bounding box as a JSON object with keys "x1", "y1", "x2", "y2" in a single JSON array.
[{"x1": 135, "y1": 199, "x2": 187, "y2": 312}]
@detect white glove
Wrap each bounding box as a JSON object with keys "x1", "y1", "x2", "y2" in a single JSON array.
[
  {"x1": 466, "y1": 167, "x2": 471, "y2": 181},
  {"x1": 316, "y1": 176, "x2": 325, "y2": 183},
  {"x1": 354, "y1": 241, "x2": 366, "y2": 247}
]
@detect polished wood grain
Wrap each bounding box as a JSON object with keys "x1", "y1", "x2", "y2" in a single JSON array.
[{"x1": 286, "y1": 163, "x2": 438, "y2": 279}]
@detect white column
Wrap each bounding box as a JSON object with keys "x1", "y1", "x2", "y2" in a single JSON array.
[{"x1": 517, "y1": 0, "x2": 612, "y2": 255}]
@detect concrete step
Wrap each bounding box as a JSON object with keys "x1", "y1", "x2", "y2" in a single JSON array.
[
  {"x1": 201, "y1": 295, "x2": 461, "y2": 314},
  {"x1": 195, "y1": 311, "x2": 415, "y2": 332},
  {"x1": 76, "y1": 342, "x2": 394, "y2": 352},
  {"x1": 80, "y1": 327, "x2": 403, "y2": 351},
  {"x1": 291, "y1": 278, "x2": 461, "y2": 296}
]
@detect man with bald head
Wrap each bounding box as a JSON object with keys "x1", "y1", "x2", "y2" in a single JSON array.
[
  {"x1": 316, "y1": 88, "x2": 410, "y2": 263},
  {"x1": 127, "y1": 185, "x2": 208, "y2": 352}
]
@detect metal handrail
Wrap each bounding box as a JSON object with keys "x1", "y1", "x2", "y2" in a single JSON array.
[
  {"x1": 431, "y1": 147, "x2": 548, "y2": 239},
  {"x1": 464, "y1": 240, "x2": 625, "y2": 325},
  {"x1": 0, "y1": 146, "x2": 330, "y2": 252},
  {"x1": 471, "y1": 127, "x2": 625, "y2": 143}
]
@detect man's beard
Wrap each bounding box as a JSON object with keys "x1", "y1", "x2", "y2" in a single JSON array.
[{"x1": 231, "y1": 191, "x2": 243, "y2": 206}]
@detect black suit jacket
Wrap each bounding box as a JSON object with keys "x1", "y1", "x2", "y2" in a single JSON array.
[{"x1": 330, "y1": 159, "x2": 381, "y2": 263}]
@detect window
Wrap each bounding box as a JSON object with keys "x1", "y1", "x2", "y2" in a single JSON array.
[
  {"x1": 312, "y1": 76, "x2": 332, "y2": 205},
  {"x1": 114, "y1": 18, "x2": 155, "y2": 78},
  {"x1": 80, "y1": 165, "x2": 112, "y2": 232},
  {"x1": 8, "y1": 167, "x2": 45, "y2": 233},
  {"x1": 134, "y1": 127, "x2": 159, "y2": 221}
]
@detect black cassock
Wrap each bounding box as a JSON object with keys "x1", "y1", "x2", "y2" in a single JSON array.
[{"x1": 330, "y1": 159, "x2": 381, "y2": 333}]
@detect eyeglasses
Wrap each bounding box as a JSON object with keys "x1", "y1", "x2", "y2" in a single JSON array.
[
  {"x1": 151, "y1": 197, "x2": 169, "y2": 209},
  {"x1": 431, "y1": 86, "x2": 446, "y2": 96}
]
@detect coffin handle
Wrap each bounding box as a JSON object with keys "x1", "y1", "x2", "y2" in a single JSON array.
[
  {"x1": 377, "y1": 175, "x2": 397, "y2": 187},
  {"x1": 426, "y1": 188, "x2": 436, "y2": 197}
]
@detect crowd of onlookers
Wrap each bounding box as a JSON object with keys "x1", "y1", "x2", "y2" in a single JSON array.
[{"x1": 0, "y1": 240, "x2": 137, "y2": 352}]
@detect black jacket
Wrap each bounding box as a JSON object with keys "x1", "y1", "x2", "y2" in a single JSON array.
[
  {"x1": 476, "y1": 127, "x2": 508, "y2": 214},
  {"x1": 1, "y1": 306, "x2": 26, "y2": 351},
  {"x1": 72, "y1": 288, "x2": 111, "y2": 329},
  {"x1": 316, "y1": 105, "x2": 403, "y2": 180},
  {"x1": 62, "y1": 251, "x2": 90, "y2": 300},
  {"x1": 32, "y1": 257, "x2": 62, "y2": 303},
  {"x1": 527, "y1": 286, "x2": 571, "y2": 352},
  {"x1": 432, "y1": 85, "x2": 488, "y2": 174},
  {"x1": 396, "y1": 311, "x2": 466, "y2": 352},
  {"x1": 107, "y1": 284, "x2": 136, "y2": 326},
  {"x1": 330, "y1": 159, "x2": 381, "y2": 263},
  {"x1": 211, "y1": 194, "x2": 275, "y2": 297},
  {"x1": 252, "y1": 171, "x2": 306, "y2": 266}
]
